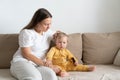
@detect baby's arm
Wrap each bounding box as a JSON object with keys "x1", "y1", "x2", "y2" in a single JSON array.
[
  {"x1": 66, "y1": 49, "x2": 79, "y2": 66},
  {"x1": 71, "y1": 57, "x2": 79, "y2": 66}
]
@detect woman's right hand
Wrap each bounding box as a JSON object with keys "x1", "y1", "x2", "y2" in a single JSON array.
[{"x1": 44, "y1": 60, "x2": 52, "y2": 67}]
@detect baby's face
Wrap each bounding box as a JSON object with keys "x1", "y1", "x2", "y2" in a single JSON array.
[{"x1": 55, "y1": 36, "x2": 68, "y2": 49}]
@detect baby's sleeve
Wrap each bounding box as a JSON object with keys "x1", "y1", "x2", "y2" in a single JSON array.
[{"x1": 46, "y1": 47, "x2": 55, "y2": 60}]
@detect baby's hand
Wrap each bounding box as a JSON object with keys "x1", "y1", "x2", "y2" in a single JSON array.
[
  {"x1": 74, "y1": 62, "x2": 78, "y2": 66},
  {"x1": 71, "y1": 57, "x2": 78, "y2": 66}
]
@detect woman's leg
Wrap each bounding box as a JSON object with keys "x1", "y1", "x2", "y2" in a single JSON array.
[
  {"x1": 37, "y1": 66, "x2": 58, "y2": 80},
  {"x1": 10, "y1": 61, "x2": 42, "y2": 80}
]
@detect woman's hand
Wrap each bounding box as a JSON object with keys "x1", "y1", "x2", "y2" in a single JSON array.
[{"x1": 44, "y1": 60, "x2": 52, "y2": 67}]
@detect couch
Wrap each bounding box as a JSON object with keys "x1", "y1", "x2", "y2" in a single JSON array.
[{"x1": 0, "y1": 32, "x2": 120, "y2": 80}]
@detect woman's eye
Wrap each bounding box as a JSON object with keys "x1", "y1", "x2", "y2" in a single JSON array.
[{"x1": 43, "y1": 24, "x2": 47, "y2": 26}]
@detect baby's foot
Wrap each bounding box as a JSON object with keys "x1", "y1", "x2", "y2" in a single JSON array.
[
  {"x1": 88, "y1": 66, "x2": 96, "y2": 71},
  {"x1": 59, "y1": 72, "x2": 69, "y2": 77}
]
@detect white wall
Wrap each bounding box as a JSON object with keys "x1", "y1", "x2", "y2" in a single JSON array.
[{"x1": 0, "y1": 0, "x2": 120, "y2": 34}]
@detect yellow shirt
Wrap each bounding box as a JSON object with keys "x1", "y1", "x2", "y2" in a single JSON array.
[{"x1": 46, "y1": 46, "x2": 78, "y2": 68}]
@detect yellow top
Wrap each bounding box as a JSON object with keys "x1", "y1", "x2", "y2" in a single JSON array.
[{"x1": 46, "y1": 46, "x2": 78, "y2": 66}]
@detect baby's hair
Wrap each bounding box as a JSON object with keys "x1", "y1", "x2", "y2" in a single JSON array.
[
  {"x1": 55, "y1": 32, "x2": 68, "y2": 40},
  {"x1": 50, "y1": 32, "x2": 68, "y2": 48}
]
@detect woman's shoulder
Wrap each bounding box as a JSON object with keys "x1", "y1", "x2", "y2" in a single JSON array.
[
  {"x1": 20, "y1": 29, "x2": 35, "y2": 35},
  {"x1": 20, "y1": 29, "x2": 33, "y2": 33},
  {"x1": 19, "y1": 29, "x2": 36, "y2": 39}
]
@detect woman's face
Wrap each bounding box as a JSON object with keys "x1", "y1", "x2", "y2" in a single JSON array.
[{"x1": 35, "y1": 18, "x2": 52, "y2": 32}]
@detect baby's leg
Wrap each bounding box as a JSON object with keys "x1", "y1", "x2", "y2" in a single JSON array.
[
  {"x1": 49, "y1": 65, "x2": 62, "y2": 74},
  {"x1": 49, "y1": 65, "x2": 69, "y2": 77},
  {"x1": 70, "y1": 64, "x2": 95, "y2": 71},
  {"x1": 87, "y1": 65, "x2": 96, "y2": 71}
]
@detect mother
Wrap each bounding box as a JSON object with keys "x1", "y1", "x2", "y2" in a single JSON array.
[{"x1": 10, "y1": 8, "x2": 58, "y2": 80}]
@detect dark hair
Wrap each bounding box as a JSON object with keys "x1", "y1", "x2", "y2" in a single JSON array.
[{"x1": 23, "y1": 8, "x2": 52, "y2": 29}]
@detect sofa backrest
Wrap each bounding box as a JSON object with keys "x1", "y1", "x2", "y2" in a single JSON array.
[
  {"x1": 0, "y1": 32, "x2": 120, "y2": 69},
  {"x1": 82, "y1": 32, "x2": 120, "y2": 64},
  {"x1": 0, "y1": 34, "x2": 19, "y2": 68},
  {"x1": 67, "y1": 32, "x2": 120, "y2": 65},
  {"x1": 67, "y1": 33, "x2": 83, "y2": 64}
]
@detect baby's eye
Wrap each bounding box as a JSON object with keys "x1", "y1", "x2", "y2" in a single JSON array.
[
  {"x1": 44, "y1": 24, "x2": 48, "y2": 26},
  {"x1": 59, "y1": 42, "x2": 62, "y2": 43},
  {"x1": 63, "y1": 42, "x2": 66, "y2": 44}
]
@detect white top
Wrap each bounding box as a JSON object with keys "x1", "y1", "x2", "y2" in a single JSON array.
[{"x1": 12, "y1": 29, "x2": 55, "y2": 63}]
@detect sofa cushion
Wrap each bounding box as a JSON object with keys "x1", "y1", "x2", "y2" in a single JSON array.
[
  {"x1": 0, "y1": 69, "x2": 16, "y2": 80},
  {"x1": 58, "y1": 65, "x2": 120, "y2": 80},
  {"x1": 82, "y1": 32, "x2": 120, "y2": 64},
  {"x1": 67, "y1": 33, "x2": 83, "y2": 64},
  {"x1": 113, "y1": 49, "x2": 120, "y2": 66},
  {"x1": 0, "y1": 34, "x2": 19, "y2": 68}
]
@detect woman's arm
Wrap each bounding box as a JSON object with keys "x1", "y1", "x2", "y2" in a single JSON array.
[
  {"x1": 21, "y1": 47, "x2": 44, "y2": 66},
  {"x1": 45, "y1": 47, "x2": 55, "y2": 66}
]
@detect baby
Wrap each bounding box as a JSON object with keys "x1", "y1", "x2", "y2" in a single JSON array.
[{"x1": 45, "y1": 32, "x2": 95, "y2": 77}]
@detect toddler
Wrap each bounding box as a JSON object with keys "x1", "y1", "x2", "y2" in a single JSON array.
[{"x1": 45, "y1": 32, "x2": 95, "y2": 77}]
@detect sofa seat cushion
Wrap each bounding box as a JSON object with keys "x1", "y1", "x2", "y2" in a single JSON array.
[
  {"x1": 0, "y1": 69, "x2": 16, "y2": 80},
  {"x1": 82, "y1": 32, "x2": 120, "y2": 64},
  {"x1": 0, "y1": 65, "x2": 120, "y2": 80},
  {"x1": 58, "y1": 65, "x2": 120, "y2": 80},
  {"x1": 100, "y1": 73, "x2": 120, "y2": 80}
]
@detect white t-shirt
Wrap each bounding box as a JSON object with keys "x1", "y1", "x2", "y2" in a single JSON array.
[{"x1": 12, "y1": 29, "x2": 55, "y2": 63}]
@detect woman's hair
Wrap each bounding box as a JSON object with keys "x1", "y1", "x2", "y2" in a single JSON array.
[{"x1": 23, "y1": 8, "x2": 52, "y2": 29}]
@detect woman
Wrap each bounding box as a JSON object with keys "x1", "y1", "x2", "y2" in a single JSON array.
[{"x1": 10, "y1": 8, "x2": 58, "y2": 80}]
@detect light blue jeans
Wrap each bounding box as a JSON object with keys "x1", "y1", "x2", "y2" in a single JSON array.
[{"x1": 10, "y1": 61, "x2": 58, "y2": 80}]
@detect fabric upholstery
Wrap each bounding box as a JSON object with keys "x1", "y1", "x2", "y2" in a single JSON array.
[
  {"x1": 0, "y1": 34, "x2": 19, "y2": 68},
  {"x1": 58, "y1": 65, "x2": 120, "y2": 80},
  {"x1": 0, "y1": 32, "x2": 120, "y2": 80},
  {"x1": 82, "y1": 32, "x2": 120, "y2": 64},
  {"x1": 113, "y1": 49, "x2": 120, "y2": 66},
  {"x1": 67, "y1": 33, "x2": 83, "y2": 63},
  {"x1": 1, "y1": 65, "x2": 120, "y2": 80}
]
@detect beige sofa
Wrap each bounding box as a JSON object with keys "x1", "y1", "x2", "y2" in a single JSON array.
[{"x1": 0, "y1": 32, "x2": 120, "y2": 80}]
